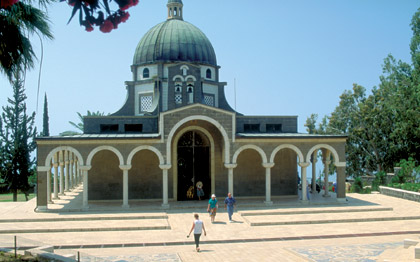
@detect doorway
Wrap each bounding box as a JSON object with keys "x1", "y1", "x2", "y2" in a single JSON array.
[{"x1": 177, "y1": 131, "x2": 210, "y2": 201}]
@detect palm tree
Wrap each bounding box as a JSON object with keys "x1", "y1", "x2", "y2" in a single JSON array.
[
  {"x1": 0, "y1": 0, "x2": 54, "y2": 82},
  {"x1": 60, "y1": 110, "x2": 107, "y2": 136}
]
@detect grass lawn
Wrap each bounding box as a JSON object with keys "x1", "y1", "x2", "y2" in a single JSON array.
[{"x1": 0, "y1": 193, "x2": 35, "y2": 202}]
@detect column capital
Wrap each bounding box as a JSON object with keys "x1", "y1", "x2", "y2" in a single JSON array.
[
  {"x1": 323, "y1": 160, "x2": 332, "y2": 165},
  {"x1": 65, "y1": 160, "x2": 69, "y2": 165},
  {"x1": 159, "y1": 164, "x2": 172, "y2": 170},
  {"x1": 119, "y1": 165, "x2": 132, "y2": 171},
  {"x1": 59, "y1": 161, "x2": 64, "y2": 166},
  {"x1": 79, "y1": 165, "x2": 92, "y2": 171},
  {"x1": 224, "y1": 163, "x2": 237, "y2": 169},
  {"x1": 37, "y1": 166, "x2": 50, "y2": 172},
  {"x1": 335, "y1": 162, "x2": 346, "y2": 167},
  {"x1": 298, "y1": 162, "x2": 310, "y2": 168},
  {"x1": 262, "y1": 162, "x2": 275, "y2": 168}
]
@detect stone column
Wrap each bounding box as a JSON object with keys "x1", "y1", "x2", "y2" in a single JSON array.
[
  {"x1": 69, "y1": 153, "x2": 73, "y2": 189},
  {"x1": 59, "y1": 151, "x2": 65, "y2": 195},
  {"x1": 119, "y1": 165, "x2": 131, "y2": 209},
  {"x1": 225, "y1": 163, "x2": 237, "y2": 195},
  {"x1": 262, "y1": 163, "x2": 274, "y2": 205},
  {"x1": 80, "y1": 165, "x2": 91, "y2": 210},
  {"x1": 311, "y1": 150, "x2": 318, "y2": 192},
  {"x1": 75, "y1": 159, "x2": 79, "y2": 185},
  {"x1": 299, "y1": 162, "x2": 310, "y2": 201},
  {"x1": 53, "y1": 153, "x2": 59, "y2": 200},
  {"x1": 47, "y1": 169, "x2": 52, "y2": 204},
  {"x1": 72, "y1": 156, "x2": 77, "y2": 187},
  {"x1": 336, "y1": 162, "x2": 347, "y2": 202},
  {"x1": 160, "y1": 164, "x2": 171, "y2": 208},
  {"x1": 322, "y1": 150, "x2": 331, "y2": 197},
  {"x1": 36, "y1": 166, "x2": 50, "y2": 212},
  {"x1": 64, "y1": 151, "x2": 69, "y2": 192}
]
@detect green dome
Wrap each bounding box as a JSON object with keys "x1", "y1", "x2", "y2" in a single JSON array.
[
  {"x1": 167, "y1": 0, "x2": 182, "y2": 3},
  {"x1": 133, "y1": 19, "x2": 217, "y2": 66}
]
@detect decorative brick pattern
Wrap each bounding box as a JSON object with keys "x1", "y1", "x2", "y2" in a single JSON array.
[
  {"x1": 204, "y1": 95, "x2": 214, "y2": 107},
  {"x1": 140, "y1": 95, "x2": 153, "y2": 112}
]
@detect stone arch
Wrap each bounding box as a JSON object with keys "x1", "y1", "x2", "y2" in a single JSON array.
[
  {"x1": 172, "y1": 75, "x2": 185, "y2": 82},
  {"x1": 270, "y1": 144, "x2": 304, "y2": 164},
  {"x1": 232, "y1": 144, "x2": 268, "y2": 164},
  {"x1": 172, "y1": 126, "x2": 216, "y2": 200},
  {"x1": 306, "y1": 144, "x2": 340, "y2": 164},
  {"x1": 186, "y1": 75, "x2": 197, "y2": 82},
  {"x1": 87, "y1": 146, "x2": 124, "y2": 166},
  {"x1": 44, "y1": 146, "x2": 84, "y2": 167},
  {"x1": 166, "y1": 115, "x2": 230, "y2": 164},
  {"x1": 127, "y1": 146, "x2": 164, "y2": 166}
]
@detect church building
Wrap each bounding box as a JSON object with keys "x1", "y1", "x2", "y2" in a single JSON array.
[{"x1": 35, "y1": 0, "x2": 347, "y2": 211}]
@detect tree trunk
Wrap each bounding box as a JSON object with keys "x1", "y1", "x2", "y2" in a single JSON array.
[{"x1": 12, "y1": 189, "x2": 17, "y2": 202}]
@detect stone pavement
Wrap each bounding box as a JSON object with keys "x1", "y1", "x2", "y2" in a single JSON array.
[{"x1": 1, "y1": 190, "x2": 420, "y2": 261}]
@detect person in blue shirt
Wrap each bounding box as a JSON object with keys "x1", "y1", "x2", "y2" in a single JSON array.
[
  {"x1": 224, "y1": 192, "x2": 236, "y2": 222},
  {"x1": 207, "y1": 194, "x2": 218, "y2": 223}
]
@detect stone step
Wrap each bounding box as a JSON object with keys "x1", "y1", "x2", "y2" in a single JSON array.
[
  {"x1": 0, "y1": 219, "x2": 170, "y2": 234},
  {"x1": 0, "y1": 214, "x2": 167, "y2": 223},
  {"x1": 240, "y1": 206, "x2": 393, "y2": 216},
  {"x1": 244, "y1": 215, "x2": 420, "y2": 226}
]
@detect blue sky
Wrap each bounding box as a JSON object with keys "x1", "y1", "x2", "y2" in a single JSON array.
[{"x1": 0, "y1": 0, "x2": 419, "y2": 136}]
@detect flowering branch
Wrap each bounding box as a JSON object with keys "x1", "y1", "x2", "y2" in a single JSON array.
[
  {"x1": 64, "y1": 0, "x2": 138, "y2": 33},
  {"x1": 0, "y1": 0, "x2": 20, "y2": 8}
]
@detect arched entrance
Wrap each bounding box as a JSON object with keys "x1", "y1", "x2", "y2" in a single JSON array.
[{"x1": 177, "y1": 131, "x2": 210, "y2": 201}]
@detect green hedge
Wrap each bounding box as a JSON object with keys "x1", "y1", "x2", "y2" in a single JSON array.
[{"x1": 387, "y1": 183, "x2": 420, "y2": 193}]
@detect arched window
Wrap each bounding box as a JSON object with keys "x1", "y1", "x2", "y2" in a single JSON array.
[
  {"x1": 175, "y1": 82, "x2": 182, "y2": 104},
  {"x1": 174, "y1": 7, "x2": 177, "y2": 16},
  {"x1": 143, "y1": 68, "x2": 150, "y2": 79},
  {"x1": 206, "y1": 69, "x2": 212, "y2": 79},
  {"x1": 187, "y1": 84, "x2": 194, "y2": 104},
  {"x1": 187, "y1": 85, "x2": 193, "y2": 93}
]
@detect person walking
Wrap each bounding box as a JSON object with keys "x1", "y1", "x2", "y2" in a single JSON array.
[
  {"x1": 207, "y1": 194, "x2": 218, "y2": 223},
  {"x1": 188, "y1": 213, "x2": 206, "y2": 252},
  {"x1": 224, "y1": 192, "x2": 236, "y2": 222}
]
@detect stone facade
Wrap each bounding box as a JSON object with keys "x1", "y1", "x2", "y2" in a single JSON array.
[{"x1": 35, "y1": 1, "x2": 347, "y2": 211}]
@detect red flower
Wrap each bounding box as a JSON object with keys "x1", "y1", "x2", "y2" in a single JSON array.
[
  {"x1": 99, "y1": 19, "x2": 114, "y2": 33},
  {"x1": 120, "y1": 11, "x2": 130, "y2": 23},
  {"x1": 0, "y1": 0, "x2": 19, "y2": 8},
  {"x1": 120, "y1": 0, "x2": 138, "y2": 11},
  {"x1": 85, "y1": 26, "x2": 94, "y2": 32}
]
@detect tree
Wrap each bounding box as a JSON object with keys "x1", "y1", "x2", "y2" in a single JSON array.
[
  {"x1": 41, "y1": 92, "x2": 49, "y2": 136},
  {"x1": 0, "y1": 72, "x2": 37, "y2": 201},
  {"x1": 0, "y1": 0, "x2": 54, "y2": 82},
  {"x1": 304, "y1": 114, "x2": 318, "y2": 134},
  {"x1": 306, "y1": 8, "x2": 420, "y2": 178},
  {"x1": 60, "y1": 110, "x2": 106, "y2": 136}
]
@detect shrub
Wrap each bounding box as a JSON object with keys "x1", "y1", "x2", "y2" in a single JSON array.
[
  {"x1": 372, "y1": 171, "x2": 387, "y2": 191},
  {"x1": 351, "y1": 177, "x2": 363, "y2": 193}
]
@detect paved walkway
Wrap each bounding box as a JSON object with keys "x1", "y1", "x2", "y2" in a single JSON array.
[{"x1": 1, "y1": 190, "x2": 420, "y2": 261}]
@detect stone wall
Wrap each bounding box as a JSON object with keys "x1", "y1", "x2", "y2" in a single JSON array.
[{"x1": 379, "y1": 186, "x2": 420, "y2": 203}]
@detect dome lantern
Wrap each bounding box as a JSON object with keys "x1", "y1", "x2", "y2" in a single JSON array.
[{"x1": 167, "y1": 0, "x2": 183, "y2": 20}]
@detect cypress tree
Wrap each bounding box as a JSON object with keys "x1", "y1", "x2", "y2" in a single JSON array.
[
  {"x1": 42, "y1": 93, "x2": 49, "y2": 136},
  {"x1": 0, "y1": 72, "x2": 37, "y2": 201}
]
